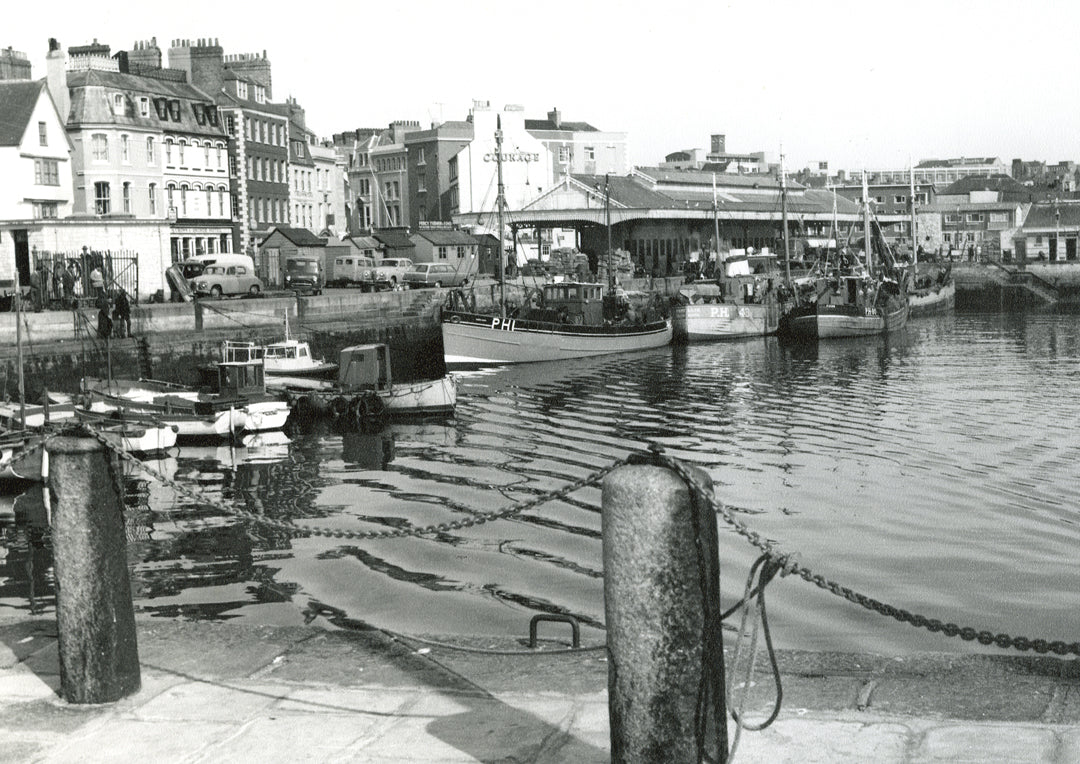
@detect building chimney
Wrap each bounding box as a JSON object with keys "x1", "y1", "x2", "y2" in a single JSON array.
[
  {"x1": 46, "y1": 38, "x2": 69, "y2": 124},
  {"x1": 548, "y1": 107, "x2": 561, "y2": 128}
]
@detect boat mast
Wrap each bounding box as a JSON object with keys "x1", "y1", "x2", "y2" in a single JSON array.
[
  {"x1": 605, "y1": 174, "x2": 614, "y2": 294},
  {"x1": 495, "y1": 115, "x2": 507, "y2": 319},
  {"x1": 712, "y1": 173, "x2": 721, "y2": 282},
  {"x1": 15, "y1": 271, "x2": 24, "y2": 428},
  {"x1": 862, "y1": 170, "x2": 873, "y2": 273},
  {"x1": 909, "y1": 163, "x2": 918, "y2": 270},
  {"x1": 781, "y1": 151, "x2": 792, "y2": 289}
]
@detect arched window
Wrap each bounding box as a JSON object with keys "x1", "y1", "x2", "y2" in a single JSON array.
[
  {"x1": 164, "y1": 139, "x2": 173, "y2": 164},
  {"x1": 180, "y1": 184, "x2": 188, "y2": 216},
  {"x1": 166, "y1": 183, "x2": 176, "y2": 212},
  {"x1": 149, "y1": 183, "x2": 157, "y2": 215},
  {"x1": 217, "y1": 186, "x2": 226, "y2": 216},
  {"x1": 146, "y1": 136, "x2": 156, "y2": 164},
  {"x1": 178, "y1": 140, "x2": 186, "y2": 165},
  {"x1": 205, "y1": 186, "x2": 212, "y2": 215}
]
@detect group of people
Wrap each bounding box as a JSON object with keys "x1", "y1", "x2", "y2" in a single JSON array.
[
  {"x1": 90, "y1": 265, "x2": 132, "y2": 340},
  {"x1": 23, "y1": 260, "x2": 132, "y2": 339}
]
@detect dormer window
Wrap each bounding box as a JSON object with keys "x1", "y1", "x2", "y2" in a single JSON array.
[
  {"x1": 154, "y1": 98, "x2": 168, "y2": 120},
  {"x1": 237, "y1": 81, "x2": 248, "y2": 99},
  {"x1": 139, "y1": 97, "x2": 149, "y2": 117},
  {"x1": 193, "y1": 103, "x2": 206, "y2": 125},
  {"x1": 168, "y1": 99, "x2": 181, "y2": 121},
  {"x1": 254, "y1": 85, "x2": 265, "y2": 104},
  {"x1": 206, "y1": 106, "x2": 219, "y2": 127}
]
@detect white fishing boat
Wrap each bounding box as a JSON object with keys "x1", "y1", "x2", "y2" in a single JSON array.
[
  {"x1": 220, "y1": 312, "x2": 338, "y2": 379},
  {"x1": 82, "y1": 352, "x2": 289, "y2": 438},
  {"x1": 440, "y1": 117, "x2": 671, "y2": 369},
  {"x1": 272, "y1": 343, "x2": 456, "y2": 428},
  {"x1": 672, "y1": 170, "x2": 790, "y2": 343},
  {"x1": 74, "y1": 409, "x2": 178, "y2": 454}
]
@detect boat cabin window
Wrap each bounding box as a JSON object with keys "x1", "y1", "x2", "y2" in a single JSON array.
[{"x1": 218, "y1": 362, "x2": 264, "y2": 394}]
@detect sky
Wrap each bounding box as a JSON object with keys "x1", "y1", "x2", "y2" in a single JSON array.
[{"x1": 9, "y1": 0, "x2": 1078, "y2": 173}]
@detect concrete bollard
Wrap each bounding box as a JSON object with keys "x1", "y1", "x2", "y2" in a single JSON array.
[
  {"x1": 603, "y1": 462, "x2": 726, "y2": 763},
  {"x1": 47, "y1": 434, "x2": 141, "y2": 704}
]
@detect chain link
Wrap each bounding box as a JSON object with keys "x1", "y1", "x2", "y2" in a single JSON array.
[
  {"x1": 86, "y1": 426, "x2": 623, "y2": 541},
  {"x1": 652, "y1": 447, "x2": 1080, "y2": 658}
]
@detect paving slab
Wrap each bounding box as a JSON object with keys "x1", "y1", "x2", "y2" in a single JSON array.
[{"x1": 1, "y1": 615, "x2": 1079, "y2": 763}]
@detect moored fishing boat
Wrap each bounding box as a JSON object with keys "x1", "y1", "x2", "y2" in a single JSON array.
[
  {"x1": 779, "y1": 171, "x2": 909, "y2": 340},
  {"x1": 273, "y1": 343, "x2": 456, "y2": 429},
  {"x1": 82, "y1": 352, "x2": 289, "y2": 438},
  {"x1": 441, "y1": 116, "x2": 671, "y2": 368},
  {"x1": 908, "y1": 264, "x2": 955, "y2": 315},
  {"x1": 216, "y1": 313, "x2": 337, "y2": 380},
  {"x1": 904, "y1": 166, "x2": 955, "y2": 316},
  {"x1": 673, "y1": 166, "x2": 792, "y2": 342},
  {"x1": 442, "y1": 280, "x2": 672, "y2": 368}
]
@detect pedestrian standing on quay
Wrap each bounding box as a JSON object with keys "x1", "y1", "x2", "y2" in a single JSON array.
[
  {"x1": 96, "y1": 300, "x2": 113, "y2": 339},
  {"x1": 61, "y1": 264, "x2": 76, "y2": 309},
  {"x1": 90, "y1": 264, "x2": 105, "y2": 301},
  {"x1": 28, "y1": 266, "x2": 43, "y2": 312},
  {"x1": 112, "y1": 288, "x2": 131, "y2": 338}
]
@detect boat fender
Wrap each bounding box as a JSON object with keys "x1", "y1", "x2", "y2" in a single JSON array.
[
  {"x1": 331, "y1": 396, "x2": 350, "y2": 420},
  {"x1": 348, "y1": 391, "x2": 387, "y2": 431}
]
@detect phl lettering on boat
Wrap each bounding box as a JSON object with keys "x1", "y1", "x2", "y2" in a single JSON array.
[{"x1": 490, "y1": 317, "x2": 517, "y2": 332}]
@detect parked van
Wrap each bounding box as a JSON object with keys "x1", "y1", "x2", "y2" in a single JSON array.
[
  {"x1": 184, "y1": 254, "x2": 263, "y2": 298},
  {"x1": 329, "y1": 255, "x2": 377, "y2": 290},
  {"x1": 284, "y1": 256, "x2": 324, "y2": 295}
]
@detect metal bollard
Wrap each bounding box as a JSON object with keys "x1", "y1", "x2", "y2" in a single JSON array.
[
  {"x1": 48, "y1": 434, "x2": 141, "y2": 704},
  {"x1": 603, "y1": 462, "x2": 726, "y2": 763}
]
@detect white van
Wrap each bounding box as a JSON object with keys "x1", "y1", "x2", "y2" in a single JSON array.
[
  {"x1": 183, "y1": 254, "x2": 263, "y2": 298},
  {"x1": 330, "y1": 255, "x2": 377, "y2": 289}
]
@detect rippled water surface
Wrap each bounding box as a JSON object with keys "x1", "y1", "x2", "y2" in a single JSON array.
[{"x1": 5, "y1": 310, "x2": 1080, "y2": 655}]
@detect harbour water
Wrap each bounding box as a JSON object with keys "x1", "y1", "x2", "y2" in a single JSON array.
[{"x1": 3, "y1": 309, "x2": 1079, "y2": 657}]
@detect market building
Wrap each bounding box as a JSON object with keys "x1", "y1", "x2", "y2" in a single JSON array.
[{"x1": 458, "y1": 167, "x2": 864, "y2": 277}]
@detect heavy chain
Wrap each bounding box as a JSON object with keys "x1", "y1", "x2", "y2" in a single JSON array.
[
  {"x1": 652, "y1": 446, "x2": 1080, "y2": 658},
  {"x1": 8, "y1": 433, "x2": 51, "y2": 466},
  {"x1": 87, "y1": 427, "x2": 624, "y2": 541}
]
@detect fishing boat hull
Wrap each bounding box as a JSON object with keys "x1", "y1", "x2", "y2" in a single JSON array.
[
  {"x1": 264, "y1": 360, "x2": 338, "y2": 378},
  {"x1": 673, "y1": 301, "x2": 780, "y2": 342},
  {"x1": 782, "y1": 299, "x2": 909, "y2": 339},
  {"x1": 0, "y1": 403, "x2": 78, "y2": 429},
  {"x1": 279, "y1": 375, "x2": 457, "y2": 418},
  {"x1": 242, "y1": 399, "x2": 292, "y2": 432},
  {"x1": 908, "y1": 279, "x2": 956, "y2": 316},
  {"x1": 441, "y1": 312, "x2": 673, "y2": 369},
  {"x1": 75, "y1": 410, "x2": 179, "y2": 454},
  {"x1": 84, "y1": 393, "x2": 242, "y2": 439},
  {"x1": 0, "y1": 432, "x2": 45, "y2": 481},
  {"x1": 382, "y1": 375, "x2": 457, "y2": 416}
]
